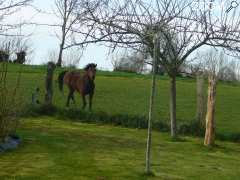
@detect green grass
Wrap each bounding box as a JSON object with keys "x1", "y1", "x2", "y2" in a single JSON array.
[
  {"x1": 4, "y1": 63, "x2": 240, "y2": 137},
  {"x1": 0, "y1": 117, "x2": 240, "y2": 179},
  {"x1": 2, "y1": 64, "x2": 240, "y2": 179}
]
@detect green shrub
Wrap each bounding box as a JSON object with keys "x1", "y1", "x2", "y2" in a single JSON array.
[{"x1": 0, "y1": 62, "x2": 23, "y2": 142}]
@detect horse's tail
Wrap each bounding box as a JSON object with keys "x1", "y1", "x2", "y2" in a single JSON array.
[{"x1": 58, "y1": 71, "x2": 67, "y2": 92}]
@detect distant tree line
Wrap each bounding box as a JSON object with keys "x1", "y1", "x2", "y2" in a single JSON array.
[
  {"x1": 180, "y1": 52, "x2": 240, "y2": 82},
  {"x1": 112, "y1": 50, "x2": 240, "y2": 83}
]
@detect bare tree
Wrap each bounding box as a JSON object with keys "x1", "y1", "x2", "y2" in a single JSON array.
[
  {"x1": 0, "y1": 36, "x2": 33, "y2": 64},
  {"x1": 0, "y1": 0, "x2": 31, "y2": 141},
  {"x1": 62, "y1": 48, "x2": 82, "y2": 68},
  {"x1": 235, "y1": 59, "x2": 240, "y2": 80},
  {"x1": 0, "y1": 1, "x2": 33, "y2": 64},
  {"x1": 112, "y1": 50, "x2": 146, "y2": 73},
  {"x1": 0, "y1": 50, "x2": 23, "y2": 142},
  {"x1": 218, "y1": 60, "x2": 237, "y2": 82},
  {"x1": 13, "y1": 37, "x2": 33, "y2": 64},
  {"x1": 0, "y1": 0, "x2": 32, "y2": 37},
  {"x1": 54, "y1": 0, "x2": 85, "y2": 67},
  {"x1": 68, "y1": 0, "x2": 240, "y2": 138},
  {"x1": 46, "y1": 48, "x2": 82, "y2": 68},
  {"x1": 45, "y1": 49, "x2": 58, "y2": 64}
]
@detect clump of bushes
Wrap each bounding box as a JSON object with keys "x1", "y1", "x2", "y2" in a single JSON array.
[
  {"x1": 26, "y1": 106, "x2": 170, "y2": 131},
  {"x1": 178, "y1": 120, "x2": 205, "y2": 136},
  {"x1": 25, "y1": 106, "x2": 240, "y2": 143}
]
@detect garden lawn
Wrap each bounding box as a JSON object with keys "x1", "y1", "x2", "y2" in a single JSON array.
[{"x1": 0, "y1": 117, "x2": 240, "y2": 180}]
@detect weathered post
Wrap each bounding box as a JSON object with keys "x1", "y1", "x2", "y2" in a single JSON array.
[
  {"x1": 196, "y1": 71, "x2": 206, "y2": 129},
  {"x1": 45, "y1": 62, "x2": 56, "y2": 105},
  {"x1": 204, "y1": 74, "x2": 217, "y2": 146}
]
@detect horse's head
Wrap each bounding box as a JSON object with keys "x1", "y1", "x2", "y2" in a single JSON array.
[{"x1": 84, "y1": 63, "x2": 97, "y2": 80}]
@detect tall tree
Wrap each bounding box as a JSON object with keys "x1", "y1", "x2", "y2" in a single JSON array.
[
  {"x1": 67, "y1": 0, "x2": 240, "y2": 139},
  {"x1": 54, "y1": 0, "x2": 81, "y2": 67}
]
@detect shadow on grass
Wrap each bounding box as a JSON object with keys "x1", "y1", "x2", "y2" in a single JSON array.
[
  {"x1": 23, "y1": 104, "x2": 240, "y2": 143},
  {"x1": 169, "y1": 136, "x2": 188, "y2": 142},
  {"x1": 142, "y1": 171, "x2": 156, "y2": 177}
]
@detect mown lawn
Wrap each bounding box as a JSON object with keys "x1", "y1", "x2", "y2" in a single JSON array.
[
  {"x1": 0, "y1": 117, "x2": 240, "y2": 180},
  {"x1": 5, "y1": 64, "x2": 240, "y2": 136}
]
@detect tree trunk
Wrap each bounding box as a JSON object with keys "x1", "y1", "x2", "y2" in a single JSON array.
[
  {"x1": 204, "y1": 74, "x2": 217, "y2": 146},
  {"x1": 45, "y1": 62, "x2": 56, "y2": 105},
  {"x1": 146, "y1": 34, "x2": 158, "y2": 174},
  {"x1": 56, "y1": 46, "x2": 63, "y2": 67},
  {"x1": 196, "y1": 72, "x2": 206, "y2": 129},
  {"x1": 56, "y1": 36, "x2": 65, "y2": 67},
  {"x1": 56, "y1": 14, "x2": 67, "y2": 67},
  {"x1": 170, "y1": 75, "x2": 177, "y2": 138}
]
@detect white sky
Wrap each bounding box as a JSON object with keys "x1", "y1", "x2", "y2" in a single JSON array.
[
  {"x1": 9, "y1": 0, "x2": 113, "y2": 70},
  {"x1": 7, "y1": 0, "x2": 240, "y2": 70}
]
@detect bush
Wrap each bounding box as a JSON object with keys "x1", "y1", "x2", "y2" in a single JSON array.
[
  {"x1": 0, "y1": 62, "x2": 23, "y2": 142},
  {"x1": 24, "y1": 106, "x2": 240, "y2": 143},
  {"x1": 178, "y1": 120, "x2": 205, "y2": 136}
]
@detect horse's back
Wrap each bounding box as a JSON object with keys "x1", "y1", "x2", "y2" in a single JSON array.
[
  {"x1": 63, "y1": 70, "x2": 95, "y2": 96},
  {"x1": 63, "y1": 71, "x2": 82, "y2": 90}
]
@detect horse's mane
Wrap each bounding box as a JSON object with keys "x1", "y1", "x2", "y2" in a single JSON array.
[{"x1": 84, "y1": 63, "x2": 97, "y2": 70}]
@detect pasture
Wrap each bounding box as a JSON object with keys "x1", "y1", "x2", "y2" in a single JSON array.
[
  {"x1": 0, "y1": 117, "x2": 240, "y2": 180},
  {"x1": 1, "y1": 0, "x2": 240, "y2": 179},
  {"x1": 1, "y1": 63, "x2": 240, "y2": 179},
  {"x1": 6, "y1": 64, "x2": 240, "y2": 137}
]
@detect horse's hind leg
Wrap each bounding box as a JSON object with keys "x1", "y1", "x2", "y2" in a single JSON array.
[
  {"x1": 89, "y1": 93, "x2": 93, "y2": 111},
  {"x1": 66, "y1": 92, "x2": 71, "y2": 107},
  {"x1": 81, "y1": 95, "x2": 86, "y2": 109},
  {"x1": 71, "y1": 92, "x2": 76, "y2": 104},
  {"x1": 66, "y1": 88, "x2": 74, "y2": 107}
]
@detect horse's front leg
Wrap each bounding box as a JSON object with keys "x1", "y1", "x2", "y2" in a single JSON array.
[
  {"x1": 89, "y1": 93, "x2": 93, "y2": 111},
  {"x1": 66, "y1": 89, "x2": 74, "y2": 107},
  {"x1": 71, "y1": 93, "x2": 76, "y2": 104},
  {"x1": 66, "y1": 92, "x2": 72, "y2": 107},
  {"x1": 82, "y1": 95, "x2": 87, "y2": 109}
]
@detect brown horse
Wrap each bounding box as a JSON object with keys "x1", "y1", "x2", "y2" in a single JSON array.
[{"x1": 58, "y1": 63, "x2": 97, "y2": 110}]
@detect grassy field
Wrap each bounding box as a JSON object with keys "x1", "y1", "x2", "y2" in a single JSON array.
[
  {"x1": 0, "y1": 117, "x2": 240, "y2": 180},
  {"x1": 5, "y1": 63, "x2": 240, "y2": 137},
  {"x1": 1, "y1": 64, "x2": 240, "y2": 179}
]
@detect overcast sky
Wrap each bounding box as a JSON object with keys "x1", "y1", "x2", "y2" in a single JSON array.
[
  {"x1": 8, "y1": 0, "x2": 240, "y2": 70},
  {"x1": 9, "y1": 0, "x2": 114, "y2": 70}
]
